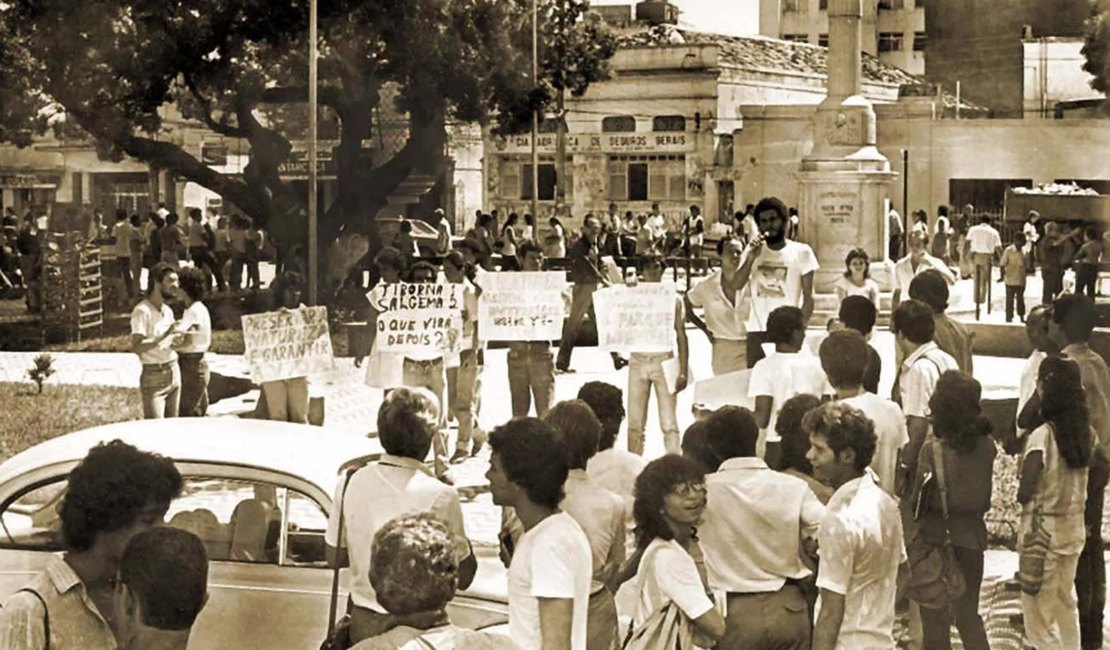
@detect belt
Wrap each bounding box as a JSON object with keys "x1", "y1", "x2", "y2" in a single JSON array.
[
  {"x1": 142, "y1": 361, "x2": 177, "y2": 371},
  {"x1": 727, "y1": 579, "x2": 803, "y2": 597}
]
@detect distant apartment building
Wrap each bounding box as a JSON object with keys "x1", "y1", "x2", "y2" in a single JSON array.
[
  {"x1": 1023, "y1": 37, "x2": 1103, "y2": 119},
  {"x1": 759, "y1": 0, "x2": 925, "y2": 75}
]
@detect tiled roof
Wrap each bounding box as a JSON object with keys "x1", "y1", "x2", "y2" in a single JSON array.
[{"x1": 617, "y1": 25, "x2": 988, "y2": 115}]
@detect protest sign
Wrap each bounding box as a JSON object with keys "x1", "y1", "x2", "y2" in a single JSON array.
[
  {"x1": 374, "y1": 283, "x2": 465, "y2": 355},
  {"x1": 693, "y1": 369, "x2": 754, "y2": 416},
  {"x1": 242, "y1": 306, "x2": 334, "y2": 383},
  {"x1": 478, "y1": 271, "x2": 566, "y2": 341},
  {"x1": 592, "y1": 282, "x2": 675, "y2": 353}
]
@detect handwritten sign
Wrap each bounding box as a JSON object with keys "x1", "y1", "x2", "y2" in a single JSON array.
[
  {"x1": 592, "y1": 283, "x2": 675, "y2": 353},
  {"x1": 374, "y1": 283, "x2": 464, "y2": 355},
  {"x1": 478, "y1": 272, "x2": 566, "y2": 341},
  {"x1": 242, "y1": 306, "x2": 334, "y2": 383}
]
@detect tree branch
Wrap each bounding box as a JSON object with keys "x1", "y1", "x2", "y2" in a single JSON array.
[
  {"x1": 259, "y1": 85, "x2": 344, "y2": 110},
  {"x1": 183, "y1": 74, "x2": 249, "y2": 139}
]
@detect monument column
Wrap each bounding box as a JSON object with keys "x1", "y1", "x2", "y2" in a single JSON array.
[{"x1": 796, "y1": 0, "x2": 897, "y2": 292}]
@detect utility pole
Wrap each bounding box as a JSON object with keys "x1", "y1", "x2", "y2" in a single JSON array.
[
  {"x1": 531, "y1": 0, "x2": 539, "y2": 220},
  {"x1": 307, "y1": 0, "x2": 319, "y2": 305},
  {"x1": 553, "y1": 0, "x2": 567, "y2": 210}
]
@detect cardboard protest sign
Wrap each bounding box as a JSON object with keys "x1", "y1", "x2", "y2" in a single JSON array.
[
  {"x1": 592, "y1": 282, "x2": 675, "y2": 353},
  {"x1": 374, "y1": 283, "x2": 465, "y2": 355},
  {"x1": 693, "y1": 369, "x2": 754, "y2": 415},
  {"x1": 242, "y1": 306, "x2": 334, "y2": 383},
  {"x1": 478, "y1": 271, "x2": 566, "y2": 341}
]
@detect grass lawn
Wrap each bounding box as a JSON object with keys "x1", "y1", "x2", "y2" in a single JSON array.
[{"x1": 0, "y1": 382, "x2": 142, "y2": 463}]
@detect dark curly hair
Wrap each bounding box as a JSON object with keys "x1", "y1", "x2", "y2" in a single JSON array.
[
  {"x1": 370, "y1": 514, "x2": 459, "y2": 615},
  {"x1": 843, "y1": 248, "x2": 871, "y2": 279},
  {"x1": 577, "y1": 382, "x2": 625, "y2": 451},
  {"x1": 775, "y1": 394, "x2": 824, "y2": 473},
  {"x1": 891, "y1": 299, "x2": 935, "y2": 345},
  {"x1": 681, "y1": 420, "x2": 719, "y2": 474},
  {"x1": 766, "y1": 306, "x2": 805, "y2": 345},
  {"x1": 801, "y1": 402, "x2": 877, "y2": 472},
  {"x1": 121, "y1": 527, "x2": 207, "y2": 630},
  {"x1": 177, "y1": 266, "x2": 207, "y2": 303},
  {"x1": 632, "y1": 455, "x2": 705, "y2": 551},
  {"x1": 1039, "y1": 355, "x2": 1091, "y2": 470},
  {"x1": 488, "y1": 418, "x2": 568, "y2": 509},
  {"x1": 377, "y1": 387, "x2": 440, "y2": 460},
  {"x1": 544, "y1": 400, "x2": 602, "y2": 470},
  {"x1": 60, "y1": 440, "x2": 182, "y2": 552},
  {"x1": 929, "y1": 371, "x2": 992, "y2": 454}
]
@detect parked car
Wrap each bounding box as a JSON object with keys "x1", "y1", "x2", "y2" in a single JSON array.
[{"x1": 0, "y1": 418, "x2": 507, "y2": 649}]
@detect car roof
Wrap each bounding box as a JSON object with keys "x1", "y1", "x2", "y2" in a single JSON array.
[{"x1": 0, "y1": 418, "x2": 383, "y2": 498}]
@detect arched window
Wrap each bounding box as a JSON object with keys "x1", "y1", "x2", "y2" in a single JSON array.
[
  {"x1": 652, "y1": 115, "x2": 686, "y2": 132},
  {"x1": 601, "y1": 116, "x2": 636, "y2": 133}
]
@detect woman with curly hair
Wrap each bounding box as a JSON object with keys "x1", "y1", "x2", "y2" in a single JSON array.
[
  {"x1": 913, "y1": 371, "x2": 995, "y2": 650},
  {"x1": 626, "y1": 455, "x2": 724, "y2": 644},
  {"x1": 1019, "y1": 356, "x2": 1091, "y2": 649},
  {"x1": 834, "y1": 248, "x2": 879, "y2": 310}
]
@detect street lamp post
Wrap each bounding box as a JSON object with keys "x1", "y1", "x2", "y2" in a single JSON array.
[
  {"x1": 307, "y1": 0, "x2": 319, "y2": 305},
  {"x1": 530, "y1": 0, "x2": 539, "y2": 221}
]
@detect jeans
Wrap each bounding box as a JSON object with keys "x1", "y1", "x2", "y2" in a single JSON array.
[
  {"x1": 189, "y1": 246, "x2": 224, "y2": 292},
  {"x1": 919, "y1": 546, "x2": 989, "y2": 650},
  {"x1": 556, "y1": 282, "x2": 598, "y2": 371},
  {"x1": 626, "y1": 353, "x2": 679, "y2": 455},
  {"x1": 446, "y1": 349, "x2": 482, "y2": 453},
  {"x1": 721, "y1": 583, "x2": 810, "y2": 650},
  {"x1": 177, "y1": 353, "x2": 210, "y2": 417},
  {"x1": 140, "y1": 362, "x2": 180, "y2": 419},
  {"x1": 1005, "y1": 284, "x2": 1026, "y2": 323},
  {"x1": 508, "y1": 342, "x2": 555, "y2": 418},
  {"x1": 229, "y1": 252, "x2": 246, "y2": 290},
  {"x1": 1076, "y1": 264, "x2": 1098, "y2": 300},
  {"x1": 402, "y1": 357, "x2": 449, "y2": 474},
  {"x1": 972, "y1": 253, "x2": 992, "y2": 305},
  {"x1": 586, "y1": 588, "x2": 618, "y2": 650},
  {"x1": 1043, "y1": 269, "x2": 1063, "y2": 305},
  {"x1": 1024, "y1": 551, "x2": 1082, "y2": 649},
  {"x1": 261, "y1": 376, "x2": 309, "y2": 423},
  {"x1": 1078, "y1": 451, "x2": 1109, "y2": 649}
]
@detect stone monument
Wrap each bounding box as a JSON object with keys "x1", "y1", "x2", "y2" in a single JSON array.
[{"x1": 796, "y1": 0, "x2": 897, "y2": 291}]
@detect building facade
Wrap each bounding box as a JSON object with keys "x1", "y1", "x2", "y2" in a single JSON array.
[
  {"x1": 759, "y1": 0, "x2": 925, "y2": 75},
  {"x1": 1022, "y1": 37, "x2": 1102, "y2": 119}
]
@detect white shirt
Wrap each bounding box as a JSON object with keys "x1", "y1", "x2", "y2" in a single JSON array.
[
  {"x1": 176, "y1": 301, "x2": 212, "y2": 353},
  {"x1": 748, "y1": 350, "x2": 833, "y2": 443},
  {"x1": 507, "y1": 512, "x2": 592, "y2": 650},
  {"x1": 701, "y1": 457, "x2": 824, "y2": 593},
  {"x1": 1017, "y1": 350, "x2": 1047, "y2": 427},
  {"x1": 893, "y1": 254, "x2": 954, "y2": 296},
  {"x1": 966, "y1": 223, "x2": 1002, "y2": 255},
  {"x1": 632, "y1": 538, "x2": 714, "y2": 626},
  {"x1": 325, "y1": 454, "x2": 469, "y2": 612},
  {"x1": 687, "y1": 270, "x2": 747, "y2": 340},
  {"x1": 744, "y1": 240, "x2": 819, "y2": 332},
  {"x1": 816, "y1": 473, "x2": 906, "y2": 650},
  {"x1": 898, "y1": 342, "x2": 958, "y2": 419},
  {"x1": 1023, "y1": 423, "x2": 1088, "y2": 555},
  {"x1": 561, "y1": 470, "x2": 625, "y2": 593},
  {"x1": 833, "y1": 276, "x2": 880, "y2": 308},
  {"x1": 586, "y1": 448, "x2": 646, "y2": 506},
  {"x1": 130, "y1": 299, "x2": 178, "y2": 365},
  {"x1": 841, "y1": 393, "x2": 908, "y2": 495}
]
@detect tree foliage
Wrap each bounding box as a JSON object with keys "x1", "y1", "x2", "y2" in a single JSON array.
[
  {"x1": 0, "y1": 0, "x2": 615, "y2": 282},
  {"x1": 1082, "y1": 0, "x2": 1110, "y2": 98}
]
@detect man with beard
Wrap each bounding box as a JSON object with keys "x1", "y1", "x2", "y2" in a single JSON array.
[{"x1": 738, "y1": 196, "x2": 818, "y2": 367}]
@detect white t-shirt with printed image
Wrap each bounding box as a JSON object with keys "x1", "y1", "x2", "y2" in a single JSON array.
[{"x1": 743, "y1": 240, "x2": 819, "y2": 332}]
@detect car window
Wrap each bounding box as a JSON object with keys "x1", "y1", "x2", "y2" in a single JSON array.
[
  {"x1": 0, "y1": 479, "x2": 67, "y2": 549},
  {"x1": 283, "y1": 491, "x2": 329, "y2": 567},
  {"x1": 166, "y1": 478, "x2": 286, "y2": 564}
]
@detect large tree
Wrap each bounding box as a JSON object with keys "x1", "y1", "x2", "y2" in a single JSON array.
[
  {"x1": 0, "y1": 0, "x2": 614, "y2": 286},
  {"x1": 1082, "y1": 0, "x2": 1110, "y2": 103}
]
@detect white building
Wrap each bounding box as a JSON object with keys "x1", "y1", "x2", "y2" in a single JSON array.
[{"x1": 1022, "y1": 37, "x2": 1104, "y2": 119}]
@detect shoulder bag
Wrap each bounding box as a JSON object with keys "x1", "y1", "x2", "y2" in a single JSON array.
[
  {"x1": 319, "y1": 470, "x2": 356, "y2": 650},
  {"x1": 620, "y1": 545, "x2": 697, "y2": 650},
  {"x1": 904, "y1": 442, "x2": 967, "y2": 610}
]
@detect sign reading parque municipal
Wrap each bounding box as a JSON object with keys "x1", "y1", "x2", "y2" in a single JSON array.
[{"x1": 492, "y1": 132, "x2": 696, "y2": 155}]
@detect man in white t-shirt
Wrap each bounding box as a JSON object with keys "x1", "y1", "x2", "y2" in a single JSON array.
[
  {"x1": 130, "y1": 263, "x2": 184, "y2": 419},
  {"x1": 748, "y1": 306, "x2": 833, "y2": 460},
  {"x1": 487, "y1": 417, "x2": 592, "y2": 650},
  {"x1": 325, "y1": 388, "x2": 476, "y2": 645},
  {"x1": 805, "y1": 402, "x2": 906, "y2": 650},
  {"x1": 700, "y1": 406, "x2": 824, "y2": 649},
  {"x1": 891, "y1": 299, "x2": 959, "y2": 497},
  {"x1": 739, "y1": 196, "x2": 819, "y2": 367},
  {"x1": 819, "y1": 330, "x2": 908, "y2": 495},
  {"x1": 965, "y1": 215, "x2": 1003, "y2": 306}
]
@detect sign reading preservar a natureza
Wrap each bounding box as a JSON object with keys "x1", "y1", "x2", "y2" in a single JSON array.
[
  {"x1": 478, "y1": 271, "x2": 566, "y2": 341},
  {"x1": 242, "y1": 306, "x2": 334, "y2": 383},
  {"x1": 592, "y1": 283, "x2": 675, "y2": 354},
  {"x1": 375, "y1": 283, "x2": 465, "y2": 355}
]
